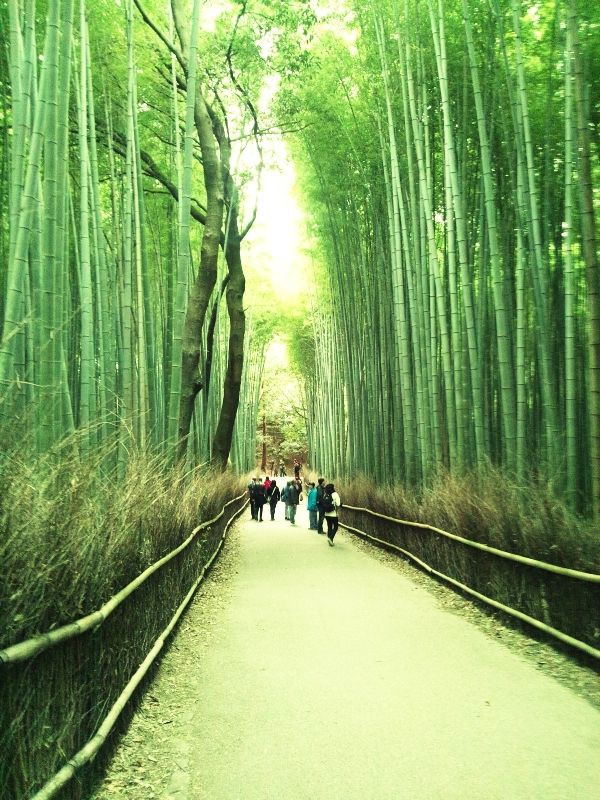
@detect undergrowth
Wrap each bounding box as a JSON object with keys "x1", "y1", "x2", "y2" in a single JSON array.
[
  {"x1": 0, "y1": 430, "x2": 245, "y2": 799},
  {"x1": 332, "y1": 467, "x2": 599, "y2": 653},
  {"x1": 340, "y1": 467, "x2": 599, "y2": 573},
  {"x1": 0, "y1": 434, "x2": 243, "y2": 649}
]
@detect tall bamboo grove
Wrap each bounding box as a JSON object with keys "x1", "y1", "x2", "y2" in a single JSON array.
[
  {"x1": 0, "y1": 0, "x2": 266, "y2": 471},
  {"x1": 283, "y1": 0, "x2": 599, "y2": 516}
]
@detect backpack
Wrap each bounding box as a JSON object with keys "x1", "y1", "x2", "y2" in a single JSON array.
[
  {"x1": 255, "y1": 485, "x2": 266, "y2": 503},
  {"x1": 321, "y1": 492, "x2": 334, "y2": 513}
]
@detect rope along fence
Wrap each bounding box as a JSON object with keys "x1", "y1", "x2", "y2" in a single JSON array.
[
  {"x1": 340, "y1": 505, "x2": 600, "y2": 660},
  {"x1": 0, "y1": 494, "x2": 248, "y2": 800}
]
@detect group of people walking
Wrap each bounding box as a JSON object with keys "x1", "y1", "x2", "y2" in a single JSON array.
[
  {"x1": 247, "y1": 472, "x2": 342, "y2": 545},
  {"x1": 247, "y1": 476, "x2": 280, "y2": 522}
]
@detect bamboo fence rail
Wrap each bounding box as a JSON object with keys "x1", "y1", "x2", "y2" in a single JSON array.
[
  {"x1": 0, "y1": 493, "x2": 246, "y2": 665},
  {"x1": 342, "y1": 505, "x2": 600, "y2": 581},
  {"x1": 29, "y1": 497, "x2": 248, "y2": 800},
  {"x1": 339, "y1": 506, "x2": 600, "y2": 660}
]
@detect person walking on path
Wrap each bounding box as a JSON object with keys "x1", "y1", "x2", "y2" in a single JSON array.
[
  {"x1": 254, "y1": 480, "x2": 267, "y2": 522},
  {"x1": 265, "y1": 476, "x2": 273, "y2": 499},
  {"x1": 293, "y1": 459, "x2": 301, "y2": 480},
  {"x1": 268, "y1": 482, "x2": 280, "y2": 520},
  {"x1": 247, "y1": 477, "x2": 257, "y2": 520},
  {"x1": 316, "y1": 477, "x2": 326, "y2": 534},
  {"x1": 323, "y1": 482, "x2": 341, "y2": 545},
  {"x1": 287, "y1": 479, "x2": 300, "y2": 526},
  {"x1": 279, "y1": 460, "x2": 286, "y2": 477},
  {"x1": 281, "y1": 481, "x2": 291, "y2": 520},
  {"x1": 306, "y1": 482, "x2": 318, "y2": 530}
]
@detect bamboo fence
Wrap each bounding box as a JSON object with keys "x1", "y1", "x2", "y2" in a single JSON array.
[
  {"x1": 0, "y1": 494, "x2": 247, "y2": 800},
  {"x1": 340, "y1": 504, "x2": 600, "y2": 659},
  {"x1": 29, "y1": 497, "x2": 248, "y2": 800}
]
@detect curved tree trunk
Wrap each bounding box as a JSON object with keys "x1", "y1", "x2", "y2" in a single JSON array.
[
  {"x1": 211, "y1": 207, "x2": 246, "y2": 470},
  {"x1": 174, "y1": 12, "x2": 225, "y2": 461}
]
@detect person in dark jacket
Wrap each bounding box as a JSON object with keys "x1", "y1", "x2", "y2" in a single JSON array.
[
  {"x1": 268, "y1": 482, "x2": 280, "y2": 520},
  {"x1": 323, "y1": 482, "x2": 342, "y2": 545},
  {"x1": 254, "y1": 480, "x2": 267, "y2": 521},
  {"x1": 287, "y1": 479, "x2": 300, "y2": 525},
  {"x1": 316, "y1": 477, "x2": 326, "y2": 534},
  {"x1": 248, "y1": 477, "x2": 257, "y2": 520},
  {"x1": 281, "y1": 481, "x2": 290, "y2": 519}
]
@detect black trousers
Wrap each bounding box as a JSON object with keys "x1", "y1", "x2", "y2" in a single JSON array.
[
  {"x1": 256, "y1": 502, "x2": 265, "y2": 520},
  {"x1": 249, "y1": 498, "x2": 256, "y2": 519},
  {"x1": 269, "y1": 501, "x2": 277, "y2": 520},
  {"x1": 317, "y1": 508, "x2": 325, "y2": 532},
  {"x1": 326, "y1": 516, "x2": 339, "y2": 540}
]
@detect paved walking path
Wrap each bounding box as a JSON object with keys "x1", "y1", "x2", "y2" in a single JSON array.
[{"x1": 97, "y1": 502, "x2": 600, "y2": 800}]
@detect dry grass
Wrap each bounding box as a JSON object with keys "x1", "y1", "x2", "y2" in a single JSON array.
[
  {"x1": 338, "y1": 467, "x2": 599, "y2": 654},
  {"x1": 0, "y1": 432, "x2": 244, "y2": 799},
  {"x1": 341, "y1": 467, "x2": 599, "y2": 572},
  {"x1": 0, "y1": 436, "x2": 243, "y2": 648}
]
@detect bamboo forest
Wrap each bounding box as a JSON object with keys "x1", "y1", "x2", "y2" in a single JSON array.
[{"x1": 1, "y1": 1, "x2": 599, "y2": 799}]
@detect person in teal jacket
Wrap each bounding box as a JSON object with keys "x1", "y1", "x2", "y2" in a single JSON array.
[{"x1": 307, "y1": 482, "x2": 318, "y2": 530}]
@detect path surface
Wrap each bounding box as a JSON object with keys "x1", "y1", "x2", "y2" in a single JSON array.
[{"x1": 96, "y1": 502, "x2": 600, "y2": 800}]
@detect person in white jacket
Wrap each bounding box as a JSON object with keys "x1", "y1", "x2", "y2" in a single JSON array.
[{"x1": 323, "y1": 482, "x2": 341, "y2": 545}]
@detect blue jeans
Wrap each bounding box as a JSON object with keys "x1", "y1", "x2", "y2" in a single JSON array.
[{"x1": 308, "y1": 510, "x2": 318, "y2": 529}]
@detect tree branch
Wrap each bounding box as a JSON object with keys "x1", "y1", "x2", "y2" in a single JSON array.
[{"x1": 133, "y1": 0, "x2": 186, "y2": 74}]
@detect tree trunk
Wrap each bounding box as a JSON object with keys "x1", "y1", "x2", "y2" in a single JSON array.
[
  {"x1": 174, "y1": 4, "x2": 224, "y2": 461},
  {"x1": 211, "y1": 206, "x2": 246, "y2": 469}
]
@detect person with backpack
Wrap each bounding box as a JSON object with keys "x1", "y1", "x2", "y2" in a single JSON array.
[
  {"x1": 254, "y1": 480, "x2": 267, "y2": 522},
  {"x1": 268, "y1": 481, "x2": 280, "y2": 520},
  {"x1": 316, "y1": 477, "x2": 326, "y2": 534},
  {"x1": 322, "y1": 482, "x2": 341, "y2": 545},
  {"x1": 306, "y1": 482, "x2": 318, "y2": 530}
]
